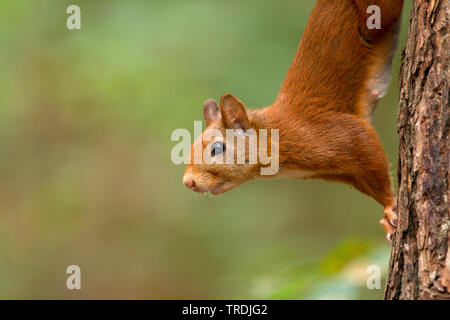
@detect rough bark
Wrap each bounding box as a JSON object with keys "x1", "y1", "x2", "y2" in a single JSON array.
[{"x1": 385, "y1": 0, "x2": 449, "y2": 300}]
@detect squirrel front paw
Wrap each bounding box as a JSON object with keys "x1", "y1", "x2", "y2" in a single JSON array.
[{"x1": 380, "y1": 204, "x2": 398, "y2": 243}]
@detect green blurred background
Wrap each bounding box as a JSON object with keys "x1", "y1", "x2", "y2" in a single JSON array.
[{"x1": 0, "y1": 0, "x2": 412, "y2": 299}]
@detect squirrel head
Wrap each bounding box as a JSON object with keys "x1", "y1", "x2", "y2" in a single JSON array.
[{"x1": 183, "y1": 93, "x2": 264, "y2": 195}]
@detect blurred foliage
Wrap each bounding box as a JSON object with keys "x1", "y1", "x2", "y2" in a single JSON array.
[
  {"x1": 265, "y1": 239, "x2": 390, "y2": 300},
  {"x1": 0, "y1": 0, "x2": 410, "y2": 299}
]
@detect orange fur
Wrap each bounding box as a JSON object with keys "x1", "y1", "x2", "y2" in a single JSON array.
[{"x1": 184, "y1": 1, "x2": 404, "y2": 235}]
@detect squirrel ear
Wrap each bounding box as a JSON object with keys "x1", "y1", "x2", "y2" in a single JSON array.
[
  {"x1": 220, "y1": 93, "x2": 250, "y2": 130},
  {"x1": 203, "y1": 99, "x2": 221, "y2": 126}
]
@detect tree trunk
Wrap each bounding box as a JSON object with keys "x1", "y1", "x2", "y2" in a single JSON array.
[{"x1": 384, "y1": 0, "x2": 449, "y2": 300}]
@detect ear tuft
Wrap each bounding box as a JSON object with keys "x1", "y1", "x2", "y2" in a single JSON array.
[
  {"x1": 220, "y1": 93, "x2": 250, "y2": 130},
  {"x1": 203, "y1": 99, "x2": 220, "y2": 126}
]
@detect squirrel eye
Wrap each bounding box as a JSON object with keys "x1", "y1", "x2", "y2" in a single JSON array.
[{"x1": 211, "y1": 141, "x2": 225, "y2": 157}]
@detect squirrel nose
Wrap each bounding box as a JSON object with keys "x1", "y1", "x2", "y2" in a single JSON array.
[{"x1": 183, "y1": 174, "x2": 197, "y2": 191}]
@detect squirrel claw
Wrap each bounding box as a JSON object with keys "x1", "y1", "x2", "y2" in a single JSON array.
[
  {"x1": 386, "y1": 232, "x2": 393, "y2": 243},
  {"x1": 384, "y1": 205, "x2": 398, "y2": 227},
  {"x1": 381, "y1": 203, "x2": 397, "y2": 243},
  {"x1": 380, "y1": 216, "x2": 395, "y2": 243}
]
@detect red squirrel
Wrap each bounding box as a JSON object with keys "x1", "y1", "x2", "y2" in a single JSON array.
[{"x1": 183, "y1": 1, "x2": 404, "y2": 241}]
